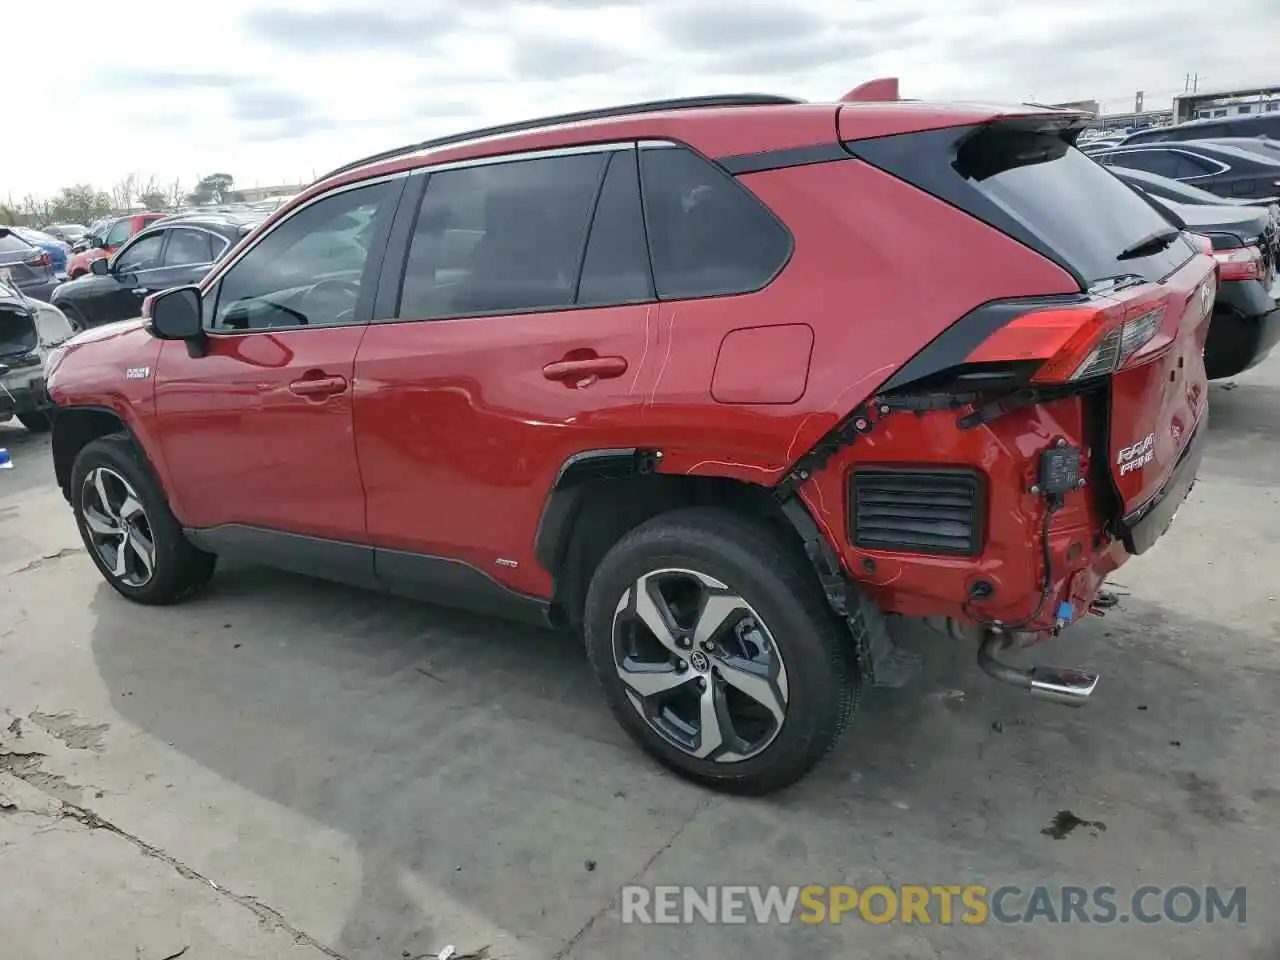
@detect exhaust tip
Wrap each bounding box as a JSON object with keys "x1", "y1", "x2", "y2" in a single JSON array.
[
  {"x1": 977, "y1": 632, "x2": 1098, "y2": 706},
  {"x1": 1028, "y1": 665, "x2": 1099, "y2": 706}
]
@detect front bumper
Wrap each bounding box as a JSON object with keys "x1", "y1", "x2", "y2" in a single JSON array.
[
  {"x1": 0, "y1": 367, "x2": 51, "y2": 416},
  {"x1": 1204, "y1": 276, "x2": 1280, "y2": 379},
  {"x1": 1116, "y1": 421, "x2": 1206, "y2": 556}
]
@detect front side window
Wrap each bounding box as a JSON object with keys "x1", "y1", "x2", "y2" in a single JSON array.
[
  {"x1": 113, "y1": 234, "x2": 164, "y2": 274},
  {"x1": 212, "y1": 181, "x2": 390, "y2": 331},
  {"x1": 105, "y1": 219, "x2": 132, "y2": 247},
  {"x1": 398, "y1": 151, "x2": 607, "y2": 319},
  {"x1": 165, "y1": 228, "x2": 217, "y2": 267},
  {"x1": 639, "y1": 145, "x2": 791, "y2": 299}
]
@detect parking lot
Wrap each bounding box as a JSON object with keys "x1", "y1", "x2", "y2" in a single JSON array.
[{"x1": 0, "y1": 355, "x2": 1276, "y2": 959}]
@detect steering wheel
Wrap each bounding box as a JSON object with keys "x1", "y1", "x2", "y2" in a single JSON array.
[{"x1": 299, "y1": 278, "x2": 361, "y2": 324}]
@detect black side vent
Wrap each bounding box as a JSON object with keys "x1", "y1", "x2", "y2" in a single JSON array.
[{"x1": 848, "y1": 468, "x2": 986, "y2": 556}]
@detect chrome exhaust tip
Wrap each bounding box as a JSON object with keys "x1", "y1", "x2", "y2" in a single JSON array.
[{"x1": 977, "y1": 632, "x2": 1098, "y2": 707}]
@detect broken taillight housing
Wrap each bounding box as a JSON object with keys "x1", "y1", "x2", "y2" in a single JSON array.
[
  {"x1": 1212, "y1": 245, "x2": 1265, "y2": 282},
  {"x1": 966, "y1": 302, "x2": 1168, "y2": 384}
]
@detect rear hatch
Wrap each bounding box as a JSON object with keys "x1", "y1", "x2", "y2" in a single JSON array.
[
  {"x1": 844, "y1": 113, "x2": 1215, "y2": 517},
  {"x1": 0, "y1": 229, "x2": 54, "y2": 288}
]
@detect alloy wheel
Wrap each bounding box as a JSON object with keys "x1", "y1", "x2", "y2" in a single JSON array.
[
  {"x1": 612, "y1": 568, "x2": 789, "y2": 762},
  {"x1": 80, "y1": 466, "x2": 156, "y2": 587}
]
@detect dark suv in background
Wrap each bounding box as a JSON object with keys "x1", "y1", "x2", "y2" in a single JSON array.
[
  {"x1": 51, "y1": 211, "x2": 262, "y2": 331},
  {"x1": 1121, "y1": 112, "x2": 1280, "y2": 146}
]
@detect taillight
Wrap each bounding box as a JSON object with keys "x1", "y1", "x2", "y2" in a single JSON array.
[
  {"x1": 966, "y1": 302, "x2": 1167, "y2": 384},
  {"x1": 1212, "y1": 245, "x2": 1264, "y2": 282},
  {"x1": 23, "y1": 251, "x2": 51, "y2": 269},
  {"x1": 1186, "y1": 233, "x2": 1214, "y2": 255}
]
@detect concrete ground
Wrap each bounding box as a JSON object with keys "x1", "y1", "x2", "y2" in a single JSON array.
[{"x1": 0, "y1": 355, "x2": 1277, "y2": 960}]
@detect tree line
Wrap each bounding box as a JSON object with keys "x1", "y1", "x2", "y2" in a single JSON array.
[{"x1": 1, "y1": 173, "x2": 244, "y2": 227}]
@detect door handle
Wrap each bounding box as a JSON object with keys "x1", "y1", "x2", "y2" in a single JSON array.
[
  {"x1": 542, "y1": 355, "x2": 628, "y2": 383},
  {"x1": 289, "y1": 374, "x2": 348, "y2": 398}
]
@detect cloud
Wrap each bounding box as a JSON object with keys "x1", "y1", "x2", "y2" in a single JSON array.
[
  {"x1": 510, "y1": 35, "x2": 639, "y2": 80},
  {"x1": 104, "y1": 69, "x2": 245, "y2": 90},
  {"x1": 655, "y1": 2, "x2": 827, "y2": 50},
  {"x1": 243, "y1": 4, "x2": 464, "y2": 54}
]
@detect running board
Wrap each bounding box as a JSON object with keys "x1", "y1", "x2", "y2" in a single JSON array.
[{"x1": 977, "y1": 633, "x2": 1098, "y2": 706}]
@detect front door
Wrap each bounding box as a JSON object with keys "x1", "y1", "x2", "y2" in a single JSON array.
[{"x1": 154, "y1": 178, "x2": 402, "y2": 559}]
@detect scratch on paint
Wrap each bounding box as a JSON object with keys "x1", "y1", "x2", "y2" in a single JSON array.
[
  {"x1": 683, "y1": 459, "x2": 782, "y2": 477},
  {"x1": 649, "y1": 309, "x2": 679, "y2": 406},
  {"x1": 782, "y1": 363, "x2": 896, "y2": 462},
  {"x1": 629, "y1": 305, "x2": 653, "y2": 396}
]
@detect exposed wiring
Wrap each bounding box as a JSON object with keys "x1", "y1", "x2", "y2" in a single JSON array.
[{"x1": 963, "y1": 495, "x2": 1063, "y2": 632}]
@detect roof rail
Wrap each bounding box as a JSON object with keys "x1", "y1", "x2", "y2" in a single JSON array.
[{"x1": 313, "y1": 93, "x2": 804, "y2": 184}]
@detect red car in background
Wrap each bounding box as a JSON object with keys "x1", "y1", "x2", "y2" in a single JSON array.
[{"x1": 65, "y1": 213, "x2": 166, "y2": 278}]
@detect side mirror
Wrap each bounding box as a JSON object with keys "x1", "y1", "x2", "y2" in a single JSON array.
[
  {"x1": 148, "y1": 285, "x2": 205, "y2": 355},
  {"x1": 90, "y1": 257, "x2": 110, "y2": 277},
  {"x1": 89, "y1": 236, "x2": 107, "y2": 249}
]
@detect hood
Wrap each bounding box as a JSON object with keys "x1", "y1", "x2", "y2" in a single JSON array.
[{"x1": 64, "y1": 316, "x2": 148, "y2": 348}]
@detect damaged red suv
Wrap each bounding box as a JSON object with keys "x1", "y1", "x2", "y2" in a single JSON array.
[{"x1": 45, "y1": 81, "x2": 1215, "y2": 793}]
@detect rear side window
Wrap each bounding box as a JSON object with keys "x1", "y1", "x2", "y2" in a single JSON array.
[
  {"x1": 164, "y1": 228, "x2": 218, "y2": 266},
  {"x1": 1114, "y1": 149, "x2": 1184, "y2": 178},
  {"x1": 639, "y1": 145, "x2": 790, "y2": 299},
  {"x1": 399, "y1": 152, "x2": 607, "y2": 318},
  {"x1": 955, "y1": 129, "x2": 1192, "y2": 285}
]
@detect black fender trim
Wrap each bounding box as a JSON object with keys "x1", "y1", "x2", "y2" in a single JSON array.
[{"x1": 533, "y1": 447, "x2": 662, "y2": 574}]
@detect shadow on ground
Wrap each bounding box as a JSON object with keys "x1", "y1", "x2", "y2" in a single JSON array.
[{"x1": 88, "y1": 554, "x2": 1280, "y2": 958}]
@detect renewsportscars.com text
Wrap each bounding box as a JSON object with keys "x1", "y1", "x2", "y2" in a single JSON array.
[{"x1": 621, "y1": 884, "x2": 1247, "y2": 925}]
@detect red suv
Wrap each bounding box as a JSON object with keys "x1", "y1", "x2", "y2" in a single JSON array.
[
  {"x1": 66, "y1": 213, "x2": 167, "y2": 278},
  {"x1": 45, "y1": 83, "x2": 1215, "y2": 793}
]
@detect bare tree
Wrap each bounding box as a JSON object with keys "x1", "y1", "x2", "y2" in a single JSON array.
[
  {"x1": 166, "y1": 177, "x2": 185, "y2": 210},
  {"x1": 110, "y1": 173, "x2": 140, "y2": 212},
  {"x1": 20, "y1": 193, "x2": 54, "y2": 226}
]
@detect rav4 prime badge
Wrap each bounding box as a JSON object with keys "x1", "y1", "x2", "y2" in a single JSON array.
[
  {"x1": 125, "y1": 366, "x2": 151, "y2": 380},
  {"x1": 1117, "y1": 433, "x2": 1156, "y2": 475}
]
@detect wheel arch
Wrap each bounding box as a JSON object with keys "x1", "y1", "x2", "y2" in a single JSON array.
[
  {"x1": 539, "y1": 449, "x2": 823, "y2": 631},
  {"x1": 52, "y1": 406, "x2": 145, "y2": 503}
]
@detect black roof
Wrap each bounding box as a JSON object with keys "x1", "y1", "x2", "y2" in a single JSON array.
[{"x1": 142, "y1": 210, "x2": 266, "y2": 237}]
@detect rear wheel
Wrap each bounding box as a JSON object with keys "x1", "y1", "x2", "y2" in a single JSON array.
[
  {"x1": 70, "y1": 433, "x2": 215, "y2": 604},
  {"x1": 583, "y1": 507, "x2": 856, "y2": 794}
]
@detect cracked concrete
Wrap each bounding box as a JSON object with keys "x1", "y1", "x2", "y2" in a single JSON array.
[{"x1": 0, "y1": 353, "x2": 1278, "y2": 958}]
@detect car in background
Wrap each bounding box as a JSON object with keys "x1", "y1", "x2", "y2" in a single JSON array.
[
  {"x1": 1139, "y1": 193, "x2": 1278, "y2": 379},
  {"x1": 1108, "y1": 164, "x2": 1279, "y2": 209},
  {"x1": 0, "y1": 227, "x2": 61, "y2": 302},
  {"x1": 71, "y1": 217, "x2": 114, "y2": 253},
  {"x1": 12, "y1": 226, "x2": 70, "y2": 276},
  {"x1": 1092, "y1": 141, "x2": 1280, "y2": 201},
  {"x1": 0, "y1": 273, "x2": 75, "y2": 432},
  {"x1": 65, "y1": 213, "x2": 167, "y2": 278},
  {"x1": 51, "y1": 210, "x2": 262, "y2": 331},
  {"x1": 42, "y1": 223, "x2": 87, "y2": 247},
  {"x1": 1120, "y1": 113, "x2": 1280, "y2": 146}
]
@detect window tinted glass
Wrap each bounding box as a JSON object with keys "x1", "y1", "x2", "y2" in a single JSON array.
[
  {"x1": 105, "y1": 219, "x2": 132, "y2": 246},
  {"x1": 0, "y1": 233, "x2": 32, "y2": 254},
  {"x1": 1119, "y1": 149, "x2": 1183, "y2": 177},
  {"x1": 640, "y1": 145, "x2": 790, "y2": 299},
  {"x1": 577, "y1": 149, "x2": 653, "y2": 306},
  {"x1": 956, "y1": 129, "x2": 1191, "y2": 285},
  {"x1": 399, "y1": 152, "x2": 606, "y2": 318},
  {"x1": 213, "y1": 181, "x2": 389, "y2": 331},
  {"x1": 164, "y1": 228, "x2": 216, "y2": 266},
  {"x1": 1174, "y1": 152, "x2": 1217, "y2": 177},
  {"x1": 114, "y1": 234, "x2": 164, "y2": 273}
]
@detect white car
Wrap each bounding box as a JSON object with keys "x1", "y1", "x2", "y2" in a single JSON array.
[{"x1": 0, "y1": 273, "x2": 75, "y2": 432}]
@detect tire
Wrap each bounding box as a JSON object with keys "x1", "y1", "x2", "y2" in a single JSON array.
[
  {"x1": 61, "y1": 305, "x2": 87, "y2": 333},
  {"x1": 583, "y1": 507, "x2": 857, "y2": 795},
  {"x1": 18, "y1": 411, "x2": 51, "y2": 433},
  {"x1": 70, "y1": 432, "x2": 215, "y2": 605}
]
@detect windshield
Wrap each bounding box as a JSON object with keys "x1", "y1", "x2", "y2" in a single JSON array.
[{"x1": 956, "y1": 128, "x2": 1193, "y2": 286}]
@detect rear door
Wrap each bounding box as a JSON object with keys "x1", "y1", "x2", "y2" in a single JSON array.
[{"x1": 354, "y1": 145, "x2": 658, "y2": 597}]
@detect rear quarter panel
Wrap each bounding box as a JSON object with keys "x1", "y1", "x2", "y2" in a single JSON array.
[{"x1": 650, "y1": 157, "x2": 1080, "y2": 481}]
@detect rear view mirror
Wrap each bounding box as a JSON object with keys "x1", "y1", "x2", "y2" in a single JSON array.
[{"x1": 148, "y1": 285, "x2": 205, "y2": 355}]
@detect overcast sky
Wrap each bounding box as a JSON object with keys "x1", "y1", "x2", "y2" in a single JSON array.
[{"x1": 9, "y1": 0, "x2": 1279, "y2": 198}]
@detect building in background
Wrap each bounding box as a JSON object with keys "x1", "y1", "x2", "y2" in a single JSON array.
[{"x1": 1173, "y1": 83, "x2": 1280, "y2": 124}]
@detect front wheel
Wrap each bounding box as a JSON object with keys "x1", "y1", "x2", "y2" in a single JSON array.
[
  {"x1": 70, "y1": 433, "x2": 215, "y2": 604},
  {"x1": 583, "y1": 507, "x2": 857, "y2": 794}
]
